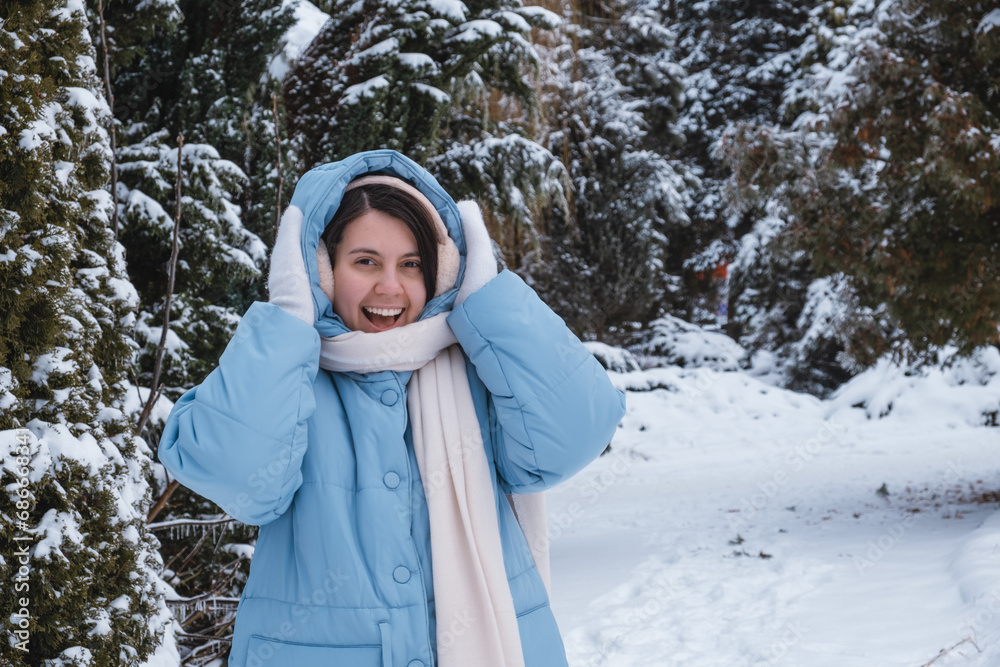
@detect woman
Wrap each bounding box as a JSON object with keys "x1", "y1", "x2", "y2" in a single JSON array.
[{"x1": 158, "y1": 150, "x2": 626, "y2": 667}]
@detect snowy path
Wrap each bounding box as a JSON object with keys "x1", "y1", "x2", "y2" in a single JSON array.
[{"x1": 548, "y1": 368, "x2": 1000, "y2": 667}]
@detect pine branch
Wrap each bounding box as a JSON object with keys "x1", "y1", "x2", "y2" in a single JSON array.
[
  {"x1": 177, "y1": 629, "x2": 234, "y2": 667},
  {"x1": 181, "y1": 642, "x2": 232, "y2": 667},
  {"x1": 210, "y1": 511, "x2": 232, "y2": 556},
  {"x1": 168, "y1": 559, "x2": 244, "y2": 623},
  {"x1": 160, "y1": 541, "x2": 189, "y2": 576},
  {"x1": 96, "y1": 0, "x2": 119, "y2": 239}
]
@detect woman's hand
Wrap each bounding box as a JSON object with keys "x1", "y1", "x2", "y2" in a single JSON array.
[
  {"x1": 268, "y1": 206, "x2": 315, "y2": 325},
  {"x1": 454, "y1": 200, "x2": 498, "y2": 305}
]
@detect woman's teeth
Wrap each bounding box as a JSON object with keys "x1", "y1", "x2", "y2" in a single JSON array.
[
  {"x1": 364, "y1": 307, "x2": 403, "y2": 317},
  {"x1": 362, "y1": 306, "x2": 404, "y2": 328}
]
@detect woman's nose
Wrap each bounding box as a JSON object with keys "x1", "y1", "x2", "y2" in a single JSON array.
[{"x1": 375, "y1": 269, "x2": 403, "y2": 295}]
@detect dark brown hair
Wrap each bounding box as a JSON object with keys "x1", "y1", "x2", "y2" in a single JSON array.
[{"x1": 321, "y1": 181, "x2": 439, "y2": 299}]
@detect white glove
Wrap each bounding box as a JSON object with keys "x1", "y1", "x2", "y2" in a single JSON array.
[
  {"x1": 454, "y1": 200, "x2": 498, "y2": 305},
  {"x1": 268, "y1": 206, "x2": 314, "y2": 325}
]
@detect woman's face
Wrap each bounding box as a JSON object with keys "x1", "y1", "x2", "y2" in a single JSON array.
[{"x1": 331, "y1": 210, "x2": 428, "y2": 332}]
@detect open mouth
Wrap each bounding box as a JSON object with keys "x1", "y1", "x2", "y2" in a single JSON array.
[{"x1": 362, "y1": 306, "x2": 404, "y2": 330}]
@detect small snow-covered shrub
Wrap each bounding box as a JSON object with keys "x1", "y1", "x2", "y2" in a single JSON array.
[
  {"x1": 584, "y1": 342, "x2": 642, "y2": 373},
  {"x1": 630, "y1": 314, "x2": 746, "y2": 371},
  {"x1": 827, "y1": 346, "x2": 1000, "y2": 427}
]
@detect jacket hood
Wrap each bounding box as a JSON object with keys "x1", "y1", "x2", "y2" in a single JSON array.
[{"x1": 288, "y1": 150, "x2": 467, "y2": 338}]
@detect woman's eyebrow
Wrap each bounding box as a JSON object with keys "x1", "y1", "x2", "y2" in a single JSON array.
[{"x1": 347, "y1": 248, "x2": 421, "y2": 258}]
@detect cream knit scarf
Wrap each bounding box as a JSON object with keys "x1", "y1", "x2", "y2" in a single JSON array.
[
  {"x1": 314, "y1": 179, "x2": 548, "y2": 665},
  {"x1": 319, "y1": 314, "x2": 548, "y2": 667}
]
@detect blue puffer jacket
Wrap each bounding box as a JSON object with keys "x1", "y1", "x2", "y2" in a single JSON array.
[{"x1": 158, "y1": 151, "x2": 626, "y2": 667}]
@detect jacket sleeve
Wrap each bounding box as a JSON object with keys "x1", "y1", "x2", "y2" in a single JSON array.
[
  {"x1": 157, "y1": 302, "x2": 320, "y2": 525},
  {"x1": 447, "y1": 270, "x2": 626, "y2": 493}
]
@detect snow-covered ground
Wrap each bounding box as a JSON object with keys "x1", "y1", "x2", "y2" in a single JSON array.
[{"x1": 549, "y1": 350, "x2": 1000, "y2": 666}]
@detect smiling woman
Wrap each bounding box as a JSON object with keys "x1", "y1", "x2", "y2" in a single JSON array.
[{"x1": 156, "y1": 150, "x2": 626, "y2": 667}]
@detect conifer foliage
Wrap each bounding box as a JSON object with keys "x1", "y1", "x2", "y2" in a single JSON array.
[
  {"x1": 715, "y1": 1, "x2": 881, "y2": 393},
  {"x1": 117, "y1": 131, "x2": 265, "y2": 396},
  {"x1": 528, "y1": 0, "x2": 694, "y2": 340},
  {"x1": 284, "y1": 0, "x2": 555, "y2": 168},
  {"x1": 92, "y1": 2, "x2": 290, "y2": 661},
  {"x1": 724, "y1": 0, "x2": 1000, "y2": 369},
  {"x1": 284, "y1": 0, "x2": 570, "y2": 281},
  {"x1": 665, "y1": 0, "x2": 810, "y2": 325},
  {"x1": 105, "y1": 0, "x2": 289, "y2": 398},
  {"x1": 0, "y1": 1, "x2": 172, "y2": 664}
]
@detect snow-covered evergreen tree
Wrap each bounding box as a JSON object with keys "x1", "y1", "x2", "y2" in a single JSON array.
[
  {"x1": 283, "y1": 0, "x2": 566, "y2": 265},
  {"x1": 664, "y1": 0, "x2": 811, "y2": 325},
  {"x1": 100, "y1": 0, "x2": 291, "y2": 400},
  {"x1": 167, "y1": 0, "x2": 298, "y2": 247},
  {"x1": 284, "y1": 0, "x2": 547, "y2": 165},
  {"x1": 0, "y1": 1, "x2": 174, "y2": 663},
  {"x1": 115, "y1": 129, "x2": 265, "y2": 398},
  {"x1": 716, "y1": 0, "x2": 878, "y2": 393},
  {"x1": 725, "y1": 0, "x2": 1000, "y2": 386},
  {"x1": 87, "y1": 3, "x2": 294, "y2": 661},
  {"x1": 114, "y1": 129, "x2": 265, "y2": 660},
  {"x1": 527, "y1": 0, "x2": 695, "y2": 340},
  {"x1": 423, "y1": 3, "x2": 566, "y2": 264}
]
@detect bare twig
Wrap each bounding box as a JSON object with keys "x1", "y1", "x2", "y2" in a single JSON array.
[
  {"x1": 211, "y1": 515, "x2": 230, "y2": 556},
  {"x1": 137, "y1": 133, "x2": 184, "y2": 437},
  {"x1": 96, "y1": 0, "x2": 119, "y2": 239},
  {"x1": 919, "y1": 636, "x2": 981, "y2": 666},
  {"x1": 146, "y1": 479, "x2": 180, "y2": 524},
  {"x1": 175, "y1": 513, "x2": 212, "y2": 579},
  {"x1": 160, "y1": 544, "x2": 186, "y2": 576},
  {"x1": 136, "y1": 381, "x2": 164, "y2": 437},
  {"x1": 166, "y1": 592, "x2": 241, "y2": 608},
  {"x1": 271, "y1": 92, "x2": 284, "y2": 243},
  {"x1": 148, "y1": 516, "x2": 236, "y2": 531},
  {"x1": 176, "y1": 630, "x2": 234, "y2": 642}
]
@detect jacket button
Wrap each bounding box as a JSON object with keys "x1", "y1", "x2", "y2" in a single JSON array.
[
  {"x1": 407, "y1": 662, "x2": 424, "y2": 667},
  {"x1": 381, "y1": 389, "x2": 398, "y2": 405},
  {"x1": 393, "y1": 566, "x2": 410, "y2": 584},
  {"x1": 383, "y1": 471, "x2": 400, "y2": 489}
]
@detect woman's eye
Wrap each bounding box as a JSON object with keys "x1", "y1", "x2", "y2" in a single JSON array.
[
  {"x1": 403, "y1": 260, "x2": 421, "y2": 269},
  {"x1": 356, "y1": 258, "x2": 376, "y2": 266}
]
